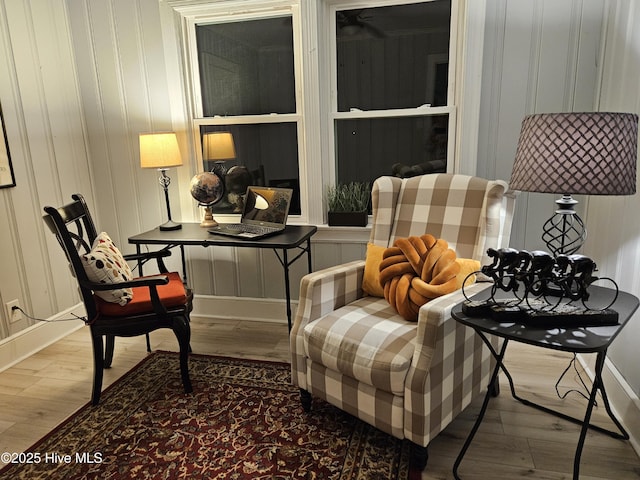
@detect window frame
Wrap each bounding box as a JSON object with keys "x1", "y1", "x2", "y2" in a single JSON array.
[
  {"x1": 161, "y1": 0, "x2": 484, "y2": 228},
  {"x1": 321, "y1": 0, "x2": 458, "y2": 206},
  {"x1": 181, "y1": 2, "x2": 310, "y2": 221}
]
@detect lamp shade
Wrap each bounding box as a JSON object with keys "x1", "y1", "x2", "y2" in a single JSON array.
[
  {"x1": 203, "y1": 132, "x2": 236, "y2": 161},
  {"x1": 510, "y1": 112, "x2": 638, "y2": 195},
  {"x1": 139, "y1": 132, "x2": 183, "y2": 169}
]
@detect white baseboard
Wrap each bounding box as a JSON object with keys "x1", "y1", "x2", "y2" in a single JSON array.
[
  {"x1": 0, "y1": 296, "x2": 290, "y2": 374},
  {"x1": 578, "y1": 354, "x2": 640, "y2": 456},
  {"x1": 192, "y1": 294, "x2": 293, "y2": 324},
  {"x1": 0, "y1": 304, "x2": 85, "y2": 373}
]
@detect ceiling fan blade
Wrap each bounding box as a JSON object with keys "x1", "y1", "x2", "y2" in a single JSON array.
[{"x1": 360, "y1": 20, "x2": 385, "y2": 38}]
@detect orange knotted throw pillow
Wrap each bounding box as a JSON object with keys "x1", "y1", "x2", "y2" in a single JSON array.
[{"x1": 380, "y1": 234, "x2": 466, "y2": 321}]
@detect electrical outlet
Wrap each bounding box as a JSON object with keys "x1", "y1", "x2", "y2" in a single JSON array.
[{"x1": 5, "y1": 299, "x2": 23, "y2": 324}]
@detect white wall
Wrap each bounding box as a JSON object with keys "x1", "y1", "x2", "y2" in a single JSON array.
[
  {"x1": 477, "y1": 0, "x2": 605, "y2": 245},
  {"x1": 0, "y1": 0, "x2": 93, "y2": 337},
  {"x1": 586, "y1": 0, "x2": 640, "y2": 397}
]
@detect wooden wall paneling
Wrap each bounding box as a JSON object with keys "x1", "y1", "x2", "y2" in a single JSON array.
[
  {"x1": 211, "y1": 245, "x2": 238, "y2": 297},
  {"x1": 66, "y1": 0, "x2": 121, "y2": 239},
  {"x1": 587, "y1": 0, "x2": 640, "y2": 397},
  {"x1": 340, "y1": 241, "x2": 366, "y2": 266},
  {"x1": 262, "y1": 247, "x2": 285, "y2": 299},
  {"x1": 572, "y1": 1, "x2": 604, "y2": 111},
  {"x1": 2, "y1": 0, "x2": 81, "y2": 325},
  {"x1": 31, "y1": 0, "x2": 92, "y2": 197},
  {"x1": 311, "y1": 238, "x2": 365, "y2": 274},
  {"x1": 136, "y1": 0, "x2": 176, "y2": 128},
  {"x1": 135, "y1": 0, "x2": 193, "y2": 230},
  {"x1": 475, "y1": 0, "x2": 505, "y2": 181},
  {"x1": 287, "y1": 244, "x2": 309, "y2": 300},
  {"x1": 185, "y1": 244, "x2": 215, "y2": 295},
  {"x1": 370, "y1": 39, "x2": 385, "y2": 107},
  {"x1": 236, "y1": 247, "x2": 264, "y2": 298},
  {"x1": 486, "y1": 1, "x2": 539, "y2": 251},
  {"x1": 0, "y1": 1, "x2": 43, "y2": 330},
  {"x1": 478, "y1": 0, "x2": 604, "y2": 253},
  {"x1": 0, "y1": 0, "x2": 99, "y2": 339},
  {"x1": 110, "y1": 0, "x2": 154, "y2": 244},
  {"x1": 310, "y1": 241, "x2": 340, "y2": 273},
  {"x1": 535, "y1": 1, "x2": 574, "y2": 112},
  {"x1": 95, "y1": 0, "x2": 156, "y2": 247},
  {"x1": 81, "y1": 0, "x2": 131, "y2": 242},
  {"x1": 0, "y1": 201, "x2": 32, "y2": 336}
]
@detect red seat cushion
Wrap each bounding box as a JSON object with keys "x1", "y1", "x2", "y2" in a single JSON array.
[{"x1": 95, "y1": 272, "x2": 188, "y2": 317}]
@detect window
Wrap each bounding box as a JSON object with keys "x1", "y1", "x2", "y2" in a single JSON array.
[
  {"x1": 331, "y1": 1, "x2": 453, "y2": 187},
  {"x1": 191, "y1": 11, "x2": 302, "y2": 214},
  {"x1": 171, "y1": 0, "x2": 457, "y2": 223}
]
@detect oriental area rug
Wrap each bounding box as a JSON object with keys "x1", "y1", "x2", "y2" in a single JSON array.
[{"x1": 1, "y1": 352, "x2": 416, "y2": 479}]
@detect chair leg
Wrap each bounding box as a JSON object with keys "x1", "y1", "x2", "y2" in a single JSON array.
[
  {"x1": 489, "y1": 373, "x2": 501, "y2": 397},
  {"x1": 300, "y1": 389, "x2": 312, "y2": 412},
  {"x1": 91, "y1": 333, "x2": 105, "y2": 406},
  {"x1": 104, "y1": 335, "x2": 115, "y2": 368},
  {"x1": 411, "y1": 443, "x2": 429, "y2": 471},
  {"x1": 172, "y1": 316, "x2": 193, "y2": 394},
  {"x1": 145, "y1": 333, "x2": 152, "y2": 352}
]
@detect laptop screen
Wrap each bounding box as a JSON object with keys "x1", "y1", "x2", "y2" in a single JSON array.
[{"x1": 242, "y1": 186, "x2": 293, "y2": 226}]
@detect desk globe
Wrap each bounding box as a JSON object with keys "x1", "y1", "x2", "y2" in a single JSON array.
[{"x1": 190, "y1": 172, "x2": 224, "y2": 227}]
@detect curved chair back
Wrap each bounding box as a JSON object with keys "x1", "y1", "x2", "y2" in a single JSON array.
[
  {"x1": 43, "y1": 193, "x2": 100, "y2": 319},
  {"x1": 370, "y1": 174, "x2": 513, "y2": 265}
]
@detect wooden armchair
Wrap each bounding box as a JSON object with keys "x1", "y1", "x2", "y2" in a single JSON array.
[
  {"x1": 290, "y1": 174, "x2": 516, "y2": 468},
  {"x1": 43, "y1": 193, "x2": 192, "y2": 405}
]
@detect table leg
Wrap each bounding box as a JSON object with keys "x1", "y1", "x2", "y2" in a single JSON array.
[
  {"x1": 571, "y1": 351, "x2": 627, "y2": 479},
  {"x1": 504, "y1": 352, "x2": 627, "y2": 440},
  {"x1": 470, "y1": 340, "x2": 626, "y2": 479},
  {"x1": 273, "y1": 241, "x2": 313, "y2": 331},
  {"x1": 179, "y1": 245, "x2": 186, "y2": 283},
  {"x1": 136, "y1": 245, "x2": 143, "y2": 276},
  {"x1": 453, "y1": 338, "x2": 509, "y2": 480},
  {"x1": 282, "y1": 248, "x2": 292, "y2": 331}
]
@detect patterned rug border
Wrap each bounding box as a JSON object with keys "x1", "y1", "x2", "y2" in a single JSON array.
[{"x1": 1, "y1": 351, "x2": 415, "y2": 479}]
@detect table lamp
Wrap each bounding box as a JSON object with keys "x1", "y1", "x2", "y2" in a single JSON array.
[
  {"x1": 139, "y1": 132, "x2": 183, "y2": 231},
  {"x1": 203, "y1": 132, "x2": 236, "y2": 177},
  {"x1": 509, "y1": 112, "x2": 638, "y2": 255}
]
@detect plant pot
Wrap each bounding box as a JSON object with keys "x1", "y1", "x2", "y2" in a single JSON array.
[{"x1": 328, "y1": 211, "x2": 368, "y2": 227}]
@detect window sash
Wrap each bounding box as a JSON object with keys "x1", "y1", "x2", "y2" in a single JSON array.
[{"x1": 327, "y1": 0, "x2": 457, "y2": 185}]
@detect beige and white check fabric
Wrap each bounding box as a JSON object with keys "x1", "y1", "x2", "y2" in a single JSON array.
[{"x1": 291, "y1": 174, "x2": 515, "y2": 448}]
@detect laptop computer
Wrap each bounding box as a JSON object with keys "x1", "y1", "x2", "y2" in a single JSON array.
[{"x1": 208, "y1": 186, "x2": 293, "y2": 239}]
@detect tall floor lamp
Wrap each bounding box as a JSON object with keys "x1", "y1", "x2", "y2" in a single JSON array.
[
  {"x1": 509, "y1": 112, "x2": 638, "y2": 256},
  {"x1": 139, "y1": 132, "x2": 183, "y2": 231}
]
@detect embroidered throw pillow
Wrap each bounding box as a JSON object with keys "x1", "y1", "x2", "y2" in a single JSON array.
[{"x1": 81, "y1": 232, "x2": 133, "y2": 305}]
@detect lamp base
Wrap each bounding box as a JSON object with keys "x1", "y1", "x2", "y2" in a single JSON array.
[
  {"x1": 541, "y1": 195, "x2": 586, "y2": 256},
  {"x1": 159, "y1": 220, "x2": 182, "y2": 231}
]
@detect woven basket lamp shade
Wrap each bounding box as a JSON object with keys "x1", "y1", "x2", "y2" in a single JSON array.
[{"x1": 509, "y1": 112, "x2": 638, "y2": 255}]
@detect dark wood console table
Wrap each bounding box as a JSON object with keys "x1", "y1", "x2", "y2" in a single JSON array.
[
  {"x1": 129, "y1": 223, "x2": 317, "y2": 330},
  {"x1": 451, "y1": 285, "x2": 639, "y2": 480}
]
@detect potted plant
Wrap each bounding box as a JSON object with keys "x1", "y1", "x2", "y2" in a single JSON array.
[{"x1": 326, "y1": 182, "x2": 370, "y2": 227}]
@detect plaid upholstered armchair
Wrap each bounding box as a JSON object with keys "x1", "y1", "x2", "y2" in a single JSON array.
[{"x1": 290, "y1": 173, "x2": 516, "y2": 469}]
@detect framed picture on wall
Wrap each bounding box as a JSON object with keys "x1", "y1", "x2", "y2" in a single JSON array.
[{"x1": 0, "y1": 105, "x2": 16, "y2": 188}]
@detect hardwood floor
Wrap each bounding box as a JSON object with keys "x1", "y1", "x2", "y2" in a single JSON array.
[{"x1": 0, "y1": 317, "x2": 638, "y2": 479}]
